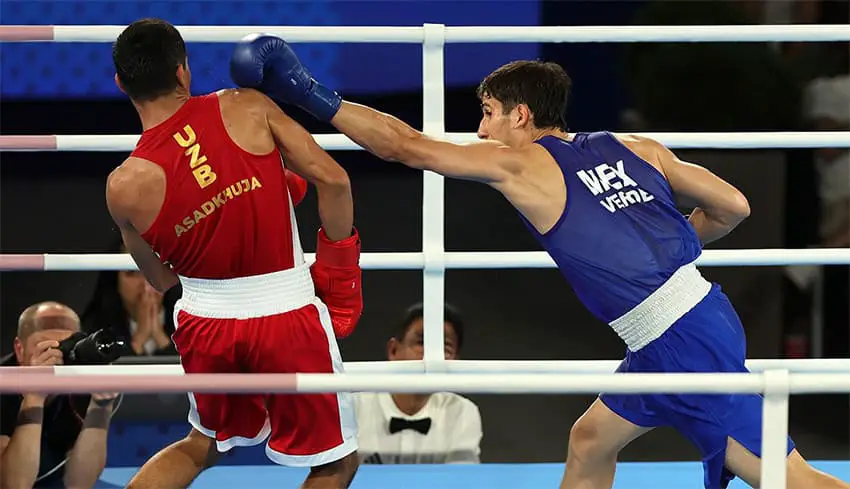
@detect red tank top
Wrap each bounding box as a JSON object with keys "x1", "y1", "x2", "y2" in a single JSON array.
[{"x1": 135, "y1": 92, "x2": 301, "y2": 279}]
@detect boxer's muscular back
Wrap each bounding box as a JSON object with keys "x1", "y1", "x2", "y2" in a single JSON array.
[{"x1": 132, "y1": 91, "x2": 301, "y2": 279}]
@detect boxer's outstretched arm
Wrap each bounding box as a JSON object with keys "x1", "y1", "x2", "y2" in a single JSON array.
[
  {"x1": 229, "y1": 38, "x2": 517, "y2": 184},
  {"x1": 631, "y1": 136, "x2": 750, "y2": 244},
  {"x1": 106, "y1": 161, "x2": 180, "y2": 293},
  {"x1": 331, "y1": 101, "x2": 522, "y2": 185},
  {"x1": 259, "y1": 92, "x2": 353, "y2": 241}
]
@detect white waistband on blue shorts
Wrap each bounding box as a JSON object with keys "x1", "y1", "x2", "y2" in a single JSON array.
[
  {"x1": 176, "y1": 264, "x2": 316, "y2": 319},
  {"x1": 608, "y1": 261, "x2": 712, "y2": 352}
]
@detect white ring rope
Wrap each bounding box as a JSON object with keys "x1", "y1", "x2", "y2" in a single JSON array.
[
  {"x1": 1, "y1": 24, "x2": 849, "y2": 43},
  {"x1": 0, "y1": 248, "x2": 848, "y2": 271},
  {"x1": 44, "y1": 358, "x2": 850, "y2": 376},
  {"x1": 5, "y1": 370, "x2": 850, "y2": 396},
  {"x1": 1, "y1": 132, "x2": 850, "y2": 152},
  {"x1": 3, "y1": 370, "x2": 849, "y2": 395}
]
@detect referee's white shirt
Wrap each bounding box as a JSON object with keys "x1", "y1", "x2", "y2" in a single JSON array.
[{"x1": 353, "y1": 392, "x2": 483, "y2": 464}]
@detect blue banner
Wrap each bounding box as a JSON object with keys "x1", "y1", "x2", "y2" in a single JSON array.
[{"x1": 1, "y1": 0, "x2": 541, "y2": 98}]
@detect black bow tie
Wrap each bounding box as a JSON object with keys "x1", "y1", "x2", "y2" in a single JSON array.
[{"x1": 389, "y1": 417, "x2": 432, "y2": 435}]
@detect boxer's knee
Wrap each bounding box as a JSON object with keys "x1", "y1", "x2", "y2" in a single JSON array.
[
  {"x1": 568, "y1": 416, "x2": 613, "y2": 464},
  {"x1": 307, "y1": 452, "x2": 359, "y2": 488},
  {"x1": 126, "y1": 429, "x2": 219, "y2": 489},
  {"x1": 567, "y1": 399, "x2": 649, "y2": 468},
  {"x1": 183, "y1": 428, "x2": 222, "y2": 469}
]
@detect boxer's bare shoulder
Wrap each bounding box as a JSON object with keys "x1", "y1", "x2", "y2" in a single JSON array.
[
  {"x1": 611, "y1": 133, "x2": 669, "y2": 179},
  {"x1": 214, "y1": 88, "x2": 277, "y2": 155},
  {"x1": 106, "y1": 157, "x2": 166, "y2": 235},
  {"x1": 611, "y1": 132, "x2": 750, "y2": 221},
  {"x1": 105, "y1": 156, "x2": 177, "y2": 293}
]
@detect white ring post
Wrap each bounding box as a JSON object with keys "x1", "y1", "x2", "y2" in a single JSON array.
[
  {"x1": 760, "y1": 369, "x2": 790, "y2": 489},
  {"x1": 421, "y1": 23, "x2": 447, "y2": 372}
]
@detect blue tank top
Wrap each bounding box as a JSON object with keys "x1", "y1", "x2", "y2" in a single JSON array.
[{"x1": 520, "y1": 132, "x2": 703, "y2": 323}]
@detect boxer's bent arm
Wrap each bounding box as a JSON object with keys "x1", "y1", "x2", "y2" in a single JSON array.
[
  {"x1": 331, "y1": 101, "x2": 521, "y2": 185},
  {"x1": 106, "y1": 164, "x2": 180, "y2": 293},
  {"x1": 636, "y1": 137, "x2": 751, "y2": 244},
  {"x1": 116, "y1": 226, "x2": 179, "y2": 293},
  {"x1": 261, "y1": 93, "x2": 353, "y2": 241}
]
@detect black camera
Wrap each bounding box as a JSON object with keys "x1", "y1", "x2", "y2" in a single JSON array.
[{"x1": 56, "y1": 329, "x2": 127, "y2": 366}]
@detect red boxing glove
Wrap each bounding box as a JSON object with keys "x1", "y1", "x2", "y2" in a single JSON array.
[
  {"x1": 285, "y1": 169, "x2": 308, "y2": 207},
  {"x1": 310, "y1": 227, "x2": 362, "y2": 338}
]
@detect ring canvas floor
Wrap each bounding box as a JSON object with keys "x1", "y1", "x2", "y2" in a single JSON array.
[{"x1": 97, "y1": 461, "x2": 850, "y2": 488}]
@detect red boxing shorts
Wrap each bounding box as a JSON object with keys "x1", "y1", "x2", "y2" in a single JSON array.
[{"x1": 170, "y1": 264, "x2": 358, "y2": 467}]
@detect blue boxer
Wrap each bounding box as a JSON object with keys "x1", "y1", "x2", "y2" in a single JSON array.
[{"x1": 229, "y1": 35, "x2": 850, "y2": 489}]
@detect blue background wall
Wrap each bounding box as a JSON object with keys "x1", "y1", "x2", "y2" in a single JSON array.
[{"x1": 1, "y1": 0, "x2": 541, "y2": 98}]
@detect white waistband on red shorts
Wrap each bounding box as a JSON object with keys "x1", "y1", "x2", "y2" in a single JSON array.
[
  {"x1": 176, "y1": 264, "x2": 316, "y2": 319},
  {"x1": 608, "y1": 260, "x2": 712, "y2": 352}
]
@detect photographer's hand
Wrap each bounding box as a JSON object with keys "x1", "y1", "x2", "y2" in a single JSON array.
[
  {"x1": 1, "y1": 341, "x2": 61, "y2": 489},
  {"x1": 90, "y1": 393, "x2": 118, "y2": 408},
  {"x1": 24, "y1": 340, "x2": 63, "y2": 404},
  {"x1": 63, "y1": 394, "x2": 117, "y2": 489}
]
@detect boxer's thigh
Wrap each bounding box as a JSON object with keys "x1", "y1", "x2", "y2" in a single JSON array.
[
  {"x1": 246, "y1": 301, "x2": 357, "y2": 466},
  {"x1": 173, "y1": 308, "x2": 268, "y2": 448}
]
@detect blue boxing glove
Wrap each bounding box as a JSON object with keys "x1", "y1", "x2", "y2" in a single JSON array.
[{"x1": 230, "y1": 34, "x2": 342, "y2": 123}]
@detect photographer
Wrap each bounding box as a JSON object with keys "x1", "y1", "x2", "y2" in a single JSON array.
[{"x1": 0, "y1": 302, "x2": 118, "y2": 489}]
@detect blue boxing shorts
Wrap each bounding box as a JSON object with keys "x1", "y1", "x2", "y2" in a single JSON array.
[{"x1": 600, "y1": 283, "x2": 795, "y2": 489}]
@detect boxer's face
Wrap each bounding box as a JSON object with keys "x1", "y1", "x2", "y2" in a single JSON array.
[
  {"x1": 477, "y1": 94, "x2": 531, "y2": 148},
  {"x1": 477, "y1": 95, "x2": 513, "y2": 145},
  {"x1": 387, "y1": 318, "x2": 459, "y2": 361}
]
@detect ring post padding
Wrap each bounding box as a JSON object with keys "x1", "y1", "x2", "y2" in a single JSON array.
[
  {"x1": 421, "y1": 23, "x2": 448, "y2": 373},
  {"x1": 760, "y1": 369, "x2": 790, "y2": 489}
]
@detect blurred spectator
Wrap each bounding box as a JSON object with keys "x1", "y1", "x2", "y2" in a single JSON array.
[
  {"x1": 81, "y1": 235, "x2": 179, "y2": 357},
  {"x1": 783, "y1": 73, "x2": 850, "y2": 358},
  {"x1": 805, "y1": 74, "x2": 850, "y2": 248},
  {"x1": 0, "y1": 302, "x2": 117, "y2": 489},
  {"x1": 354, "y1": 303, "x2": 483, "y2": 464}
]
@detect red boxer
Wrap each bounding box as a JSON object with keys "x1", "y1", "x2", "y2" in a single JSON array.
[{"x1": 106, "y1": 19, "x2": 362, "y2": 489}]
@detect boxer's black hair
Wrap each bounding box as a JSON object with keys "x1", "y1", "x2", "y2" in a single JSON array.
[
  {"x1": 477, "y1": 60, "x2": 570, "y2": 131},
  {"x1": 394, "y1": 302, "x2": 465, "y2": 352},
  {"x1": 113, "y1": 18, "x2": 187, "y2": 102}
]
